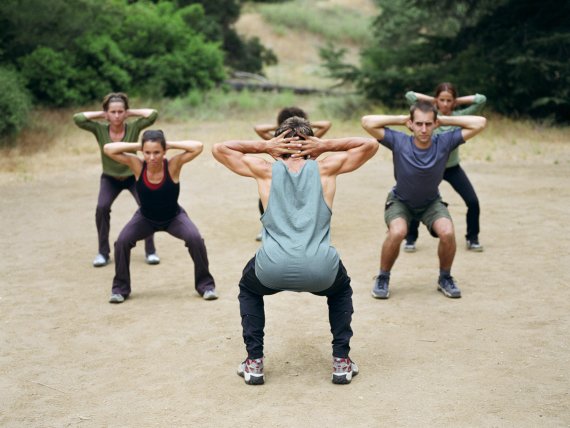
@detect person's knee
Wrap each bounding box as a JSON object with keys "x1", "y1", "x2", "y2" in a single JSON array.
[
  {"x1": 388, "y1": 221, "x2": 408, "y2": 240},
  {"x1": 433, "y1": 218, "x2": 454, "y2": 239}
]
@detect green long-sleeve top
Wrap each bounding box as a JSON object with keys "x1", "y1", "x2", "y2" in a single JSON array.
[
  {"x1": 405, "y1": 91, "x2": 486, "y2": 167},
  {"x1": 73, "y1": 110, "x2": 158, "y2": 177}
]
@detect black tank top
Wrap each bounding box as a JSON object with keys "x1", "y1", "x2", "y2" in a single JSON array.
[{"x1": 136, "y1": 159, "x2": 180, "y2": 221}]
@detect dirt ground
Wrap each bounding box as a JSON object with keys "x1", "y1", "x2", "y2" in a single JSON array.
[{"x1": 1, "y1": 117, "x2": 569, "y2": 427}]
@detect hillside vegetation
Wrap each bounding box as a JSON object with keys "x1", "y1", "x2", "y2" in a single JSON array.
[{"x1": 1, "y1": 0, "x2": 568, "y2": 176}]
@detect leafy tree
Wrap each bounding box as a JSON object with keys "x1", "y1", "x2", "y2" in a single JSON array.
[
  {"x1": 0, "y1": 67, "x2": 31, "y2": 141},
  {"x1": 1, "y1": 0, "x2": 226, "y2": 108},
  {"x1": 322, "y1": 0, "x2": 570, "y2": 122}
]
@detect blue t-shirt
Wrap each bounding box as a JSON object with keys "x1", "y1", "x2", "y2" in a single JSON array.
[{"x1": 380, "y1": 128, "x2": 464, "y2": 208}]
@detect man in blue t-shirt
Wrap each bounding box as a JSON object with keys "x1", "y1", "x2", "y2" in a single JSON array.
[{"x1": 362, "y1": 101, "x2": 486, "y2": 299}]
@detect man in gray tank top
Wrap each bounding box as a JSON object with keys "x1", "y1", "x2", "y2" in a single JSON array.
[
  {"x1": 213, "y1": 117, "x2": 378, "y2": 385},
  {"x1": 362, "y1": 101, "x2": 487, "y2": 300}
]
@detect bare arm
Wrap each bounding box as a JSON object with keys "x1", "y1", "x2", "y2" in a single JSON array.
[
  {"x1": 103, "y1": 142, "x2": 143, "y2": 176},
  {"x1": 361, "y1": 114, "x2": 408, "y2": 140},
  {"x1": 166, "y1": 140, "x2": 203, "y2": 181},
  {"x1": 212, "y1": 133, "x2": 301, "y2": 178},
  {"x1": 311, "y1": 120, "x2": 332, "y2": 138},
  {"x1": 253, "y1": 123, "x2": 276, "y2": 140},
  {"x1": 301, "y1": 137, "x2": 378, "y2": 176},
  {"x1": 438, "y1": 115, "x2": 487, "y2": 141}
]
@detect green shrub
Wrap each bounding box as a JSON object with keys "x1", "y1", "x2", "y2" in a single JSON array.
[
  {"x1": 0, "y1": 67, "x2": 31, "y2": 141},
  {"x1": 18, "y1": 47, "x2": 83, "y2": 106}
]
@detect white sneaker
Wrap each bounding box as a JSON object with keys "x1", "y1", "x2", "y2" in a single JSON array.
[
  {"x1": 203, "y1": 289, "x2": 218, "y2": 300},
  {"x1": 403, "y1": 242, "x2": 416, "y2": 253},
  {"x1": 93, "y1": 254, "x2": 110, "y2": 267},
  {"x1": 145, "y1": 253, "x2": 160, "y2": 265},
  {"x1": 255, "y1": 231, "x2": 262, "y2": 242},
  {"x1": 466, "y1": 239, "x2": 484, "y2": 252},
  {"x1": 109, "y1": 294, "x2": 125, "y2": 304}
]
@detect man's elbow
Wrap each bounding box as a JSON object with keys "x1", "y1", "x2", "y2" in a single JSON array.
[
  {"x1": 477, "y1": 117, "x2": 487, "y2": 131},
  {"x1": 361, "y1": 116, "x2": 374, "y2": 131}
]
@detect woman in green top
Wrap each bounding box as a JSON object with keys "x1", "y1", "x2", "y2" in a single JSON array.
[
  {"x1": 73, "y1": 92, "x2": 160, "y2": 267},
  {"x1": 404, "y1": 82, "x2": 487, "y2": 252}
]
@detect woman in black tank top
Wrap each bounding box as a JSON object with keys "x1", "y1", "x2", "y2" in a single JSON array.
[{"x1": 102, "y1": 130, "x2": 217, "y2": 304}]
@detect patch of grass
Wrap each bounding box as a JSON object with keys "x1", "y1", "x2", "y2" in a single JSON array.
[
  {"x1": 159, "y1": 89, "x2": 299, "y2": 121},
  {"x1": 256, "y1": 0, "x2": 374, "y2": 45}
]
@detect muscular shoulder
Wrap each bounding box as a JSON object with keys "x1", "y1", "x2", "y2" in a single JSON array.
[{"x1": 244, "y1": 155, "x2": 273, "y2": 179}]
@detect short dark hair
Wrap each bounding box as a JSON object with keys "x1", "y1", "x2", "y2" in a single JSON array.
[
  {"x1": 410, "y1": 100, "x2": 438, "y2": 121},
  {"x1": 277, "y1": 107, "x2": 307, "y2": 125},
  {"x1": 141, "y1": 129, "x2": 166, "y2": 150},
  {"x1": 102, "y1": 92, "x2": 129, "y2": 111}
]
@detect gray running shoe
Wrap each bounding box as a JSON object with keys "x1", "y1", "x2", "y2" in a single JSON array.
[
  {"x1": 237, "y1": 357, "x2": 264, "y2": 385},
  {"x1": 203, "y1": 289, "x2": 218, "y2": 301},
  {"x1": 93, "y1": 254, "x2": 110, "y2": 267},
  {"x1": 332, "y1": 357, "x2": 359, "y2": 385},
  {"x1": 437, "y1": 276, "x2": 461, "y2": 298},
  {"x1": 403, "y1": 241, "x2": 416, "y2": 253},
  {"x1": 466, "y1": 239, "x2": 484, "y2": 252},
  {"x1": 371, "y1": 274, "x2": 390, "y2": 299},
  {"x1": 145, "y1": 253, "x2": 161, "y2": 265},
  {"x1": 109, "y1": 294, "x2": 125, "y2": 304}
]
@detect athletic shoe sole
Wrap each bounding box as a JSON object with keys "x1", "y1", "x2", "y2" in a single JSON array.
[
  {"x1": 437, "y1": 285, "x2": 461, "y2": 298},
  {"x1": 371, "y1": 289, "x2": 390, "y2": 299},
  {"x1": 238, "y1": 370, "x2": 264, "y2": 385}
]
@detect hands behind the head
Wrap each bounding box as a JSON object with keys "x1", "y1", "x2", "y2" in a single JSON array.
[{"x1": 266, "y1": 131, "x2": 324, "y2": 159}]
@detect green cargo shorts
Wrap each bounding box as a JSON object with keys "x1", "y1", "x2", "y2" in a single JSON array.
[{"x1": 384, "y1": 192, "x2": 452, "y2": 237}]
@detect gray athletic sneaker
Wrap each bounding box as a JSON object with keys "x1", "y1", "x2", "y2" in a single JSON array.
[
  {"x1": 403, "y1": 241, "x2": 416, "y2": 253},
  {"x1": 466, "y1": 239, "x2": 484, "y2": 252},
  {"x1": 371, "y1": 274, "x2": 390, "y2": 299},
  {"x1": 437, "y1": 275, "x2": 461, "y2": 298},
  {"x1": 109, "y1": 293, "x2": 125, "y2": 304},
  {"x1": 93, "y1": 254, "x2": 110, "y2": 267},
  {"x1": 203, "y1": 289, "x2": 218, "y2": 301},
  {"x1": 332, "y1": 357, "x2": 359, "y2": 385},
  {"x1": 237, "y1": 357, "x2": 264, "y2": 385},
  {"x1": 145, "y1": 253, "x2": 161, "y2": 265}
]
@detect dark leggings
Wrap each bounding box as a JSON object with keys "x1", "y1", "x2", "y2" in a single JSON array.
[
  {"x1": 96, "y1": 174, "x2": 155, "y2": 258},
  {"x1": 407, "y1": 164, "x2": 480, "y2": 242},
  {"x1": 238, "y1": 257, "x2": 353, "y2": 360},
  {"x1": 111, "y1": 208, "x2": 215, "y2": 297}
]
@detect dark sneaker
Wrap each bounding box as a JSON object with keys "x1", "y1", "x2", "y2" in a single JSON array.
[
  {"x1": 332, "y1": 357, "x2": 359, "y2": 385},
  {"x1": 371, "y1": 274, "x2": 390, "y2": 299},
  {"x1": 237, "y1": 358, "x2": 264, "y2": 385},
  {"x1": 403, "y1": 240, "x2": 416, "y2": 253},
  {"x1": 466, "y1": 239, "x2": 484, "y2": 252},
  {"x1": 93, "y1": 254, "x2": 110, "y2": 267},
  {"x1": 437, "y1": 275, "x2": 461, "y2": 298}
]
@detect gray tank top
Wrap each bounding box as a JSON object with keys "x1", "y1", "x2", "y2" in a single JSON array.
[{"x1": 255, "y1": 160, "x2": 339, "y2": 292}]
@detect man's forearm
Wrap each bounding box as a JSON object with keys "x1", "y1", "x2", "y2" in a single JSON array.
[
  {"x1": 438, "y1": 115, "x2": 485, "y2": 130},
  {"x1": 320, "y1": 137, "x2": 373, "y2": 152},
  {"x1": 362, "y1": 115, "x2": 407, "y2": 130},
  {"x1": 221, "y1": 140, "x2": 269, "y2": 154}
]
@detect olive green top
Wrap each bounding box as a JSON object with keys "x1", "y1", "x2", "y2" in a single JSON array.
[{"x1": 73, "y1": 110, "x2": 158, "y2": 177}]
